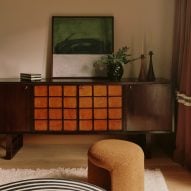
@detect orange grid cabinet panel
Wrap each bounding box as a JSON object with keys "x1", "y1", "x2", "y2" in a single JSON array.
[{"x1": 34, "y1": 84, "x2": 123, "y2": 132}]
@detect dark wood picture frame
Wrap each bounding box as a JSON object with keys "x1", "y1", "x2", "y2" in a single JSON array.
[{"x1": 52, "y1": 16, "x2": 114, "y2": 78}]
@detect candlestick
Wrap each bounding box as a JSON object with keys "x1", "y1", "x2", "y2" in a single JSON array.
[
  {"x1": 147, "y1": 51, "x2": 156, "y2": 81},
  {"x1": 138, "y1": 54, "x2": 147, "y2": 81}
]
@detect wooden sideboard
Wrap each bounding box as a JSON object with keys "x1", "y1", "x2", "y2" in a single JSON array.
[{"x1": 0, "y1": 78, "x2": 174, "y2": 159}]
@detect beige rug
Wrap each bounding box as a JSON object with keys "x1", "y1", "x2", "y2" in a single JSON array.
[{"x1": 0, "y1": 167, "x2": 168, "y2": 191}]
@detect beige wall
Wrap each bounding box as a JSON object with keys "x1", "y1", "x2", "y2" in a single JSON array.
[{"x1": 0, "y1": 0, "x2": 174, "y2": 79}]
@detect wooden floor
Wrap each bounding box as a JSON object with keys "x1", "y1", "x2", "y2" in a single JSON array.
[{"x1": 0, "y1": 135, "x2": 191, "y2": 191}]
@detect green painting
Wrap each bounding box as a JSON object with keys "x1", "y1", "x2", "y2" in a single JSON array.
[{"x1": 52, "y1": 16, "x2": 114, "y2": 54}]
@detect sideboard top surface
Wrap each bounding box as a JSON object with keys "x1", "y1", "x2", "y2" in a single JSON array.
[{"x1": 0, "y1": 78, "x2": 170, "y2": 85}]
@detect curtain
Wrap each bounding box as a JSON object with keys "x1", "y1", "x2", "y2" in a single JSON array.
[{"x1": 172, "y1": 0, "x2": 191, "y2": 169}]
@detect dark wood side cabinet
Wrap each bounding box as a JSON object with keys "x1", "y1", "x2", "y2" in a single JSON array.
[
  {"x1": 0, "y1": 78, "x2": 174, "y2": 159},
  {"x1": 0, "y1": 82, "x2": 33, "y2": 159},
  {"x1": 0, "y1": 83, "x2": 33, "y2": 132}
]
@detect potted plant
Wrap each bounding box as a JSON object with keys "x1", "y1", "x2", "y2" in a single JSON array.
[{"x1": 94, "y1": 46, "x2": 132, "y2": 81}]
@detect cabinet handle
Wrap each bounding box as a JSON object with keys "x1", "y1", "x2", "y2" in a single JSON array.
[{"x1": 25, "y1": 86, "x2": 28, "y2": 90}]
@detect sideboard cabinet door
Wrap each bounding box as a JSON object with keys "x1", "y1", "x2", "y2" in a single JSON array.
[
  {"x1": 126, "y1": 84, "x2": 172, "y2": 131},
  {"x1": 34, "y1": 85, "x2": 78, "y2": 132},
  {"x1": 34, "y1": 84, "x2": 123, "y2": 132},
  {"x1": 0, "y1": 84, "x2": 33, "y2": 132}
]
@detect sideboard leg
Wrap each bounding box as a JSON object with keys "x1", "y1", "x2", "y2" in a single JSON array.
[
  {"x1": 145, "y1": 133, "x2": 152, "y2": 159},
  {"x1": 5, "y1": 134, "x2": 23, "y2": 160}
]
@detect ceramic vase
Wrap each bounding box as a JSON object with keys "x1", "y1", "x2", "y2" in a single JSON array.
[{"x1": 107, "y1": 63, "x2": 124, "y2": 81}]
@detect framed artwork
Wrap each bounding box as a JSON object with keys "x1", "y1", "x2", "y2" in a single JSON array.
[{"x1": 52, "y1": 16, "x2": 114, "y2": 78}]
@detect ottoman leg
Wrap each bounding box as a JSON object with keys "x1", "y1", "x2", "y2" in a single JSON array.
[{"x1": 88, "y1": 159, "x2": 111, "y2": 190}]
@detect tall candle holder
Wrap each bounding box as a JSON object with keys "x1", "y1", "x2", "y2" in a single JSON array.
[
  {"x1": 138, "y1": 54, "x2": 147, "y2": 81},
  {"x1": 147, "y1": 51, "x2": 156, "y2": 81}
]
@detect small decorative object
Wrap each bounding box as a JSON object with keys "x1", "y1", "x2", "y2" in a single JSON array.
[
  {"x1": 94, "y1": 46, "x2": 132, "y2": 81},
  {"x1": 138, "y1": 54, "x2": 147, "y2": 81},
  {"x1": 20, "y1": 73, "x2": 42, "y2": 81},
  {"x1": 147, "y1": 51, "x2": 156, "y2": 81}
]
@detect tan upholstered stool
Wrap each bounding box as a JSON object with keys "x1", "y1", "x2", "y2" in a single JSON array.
[{"x1": 88, "y1": 139, "x2": 144, "y2": 191}]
